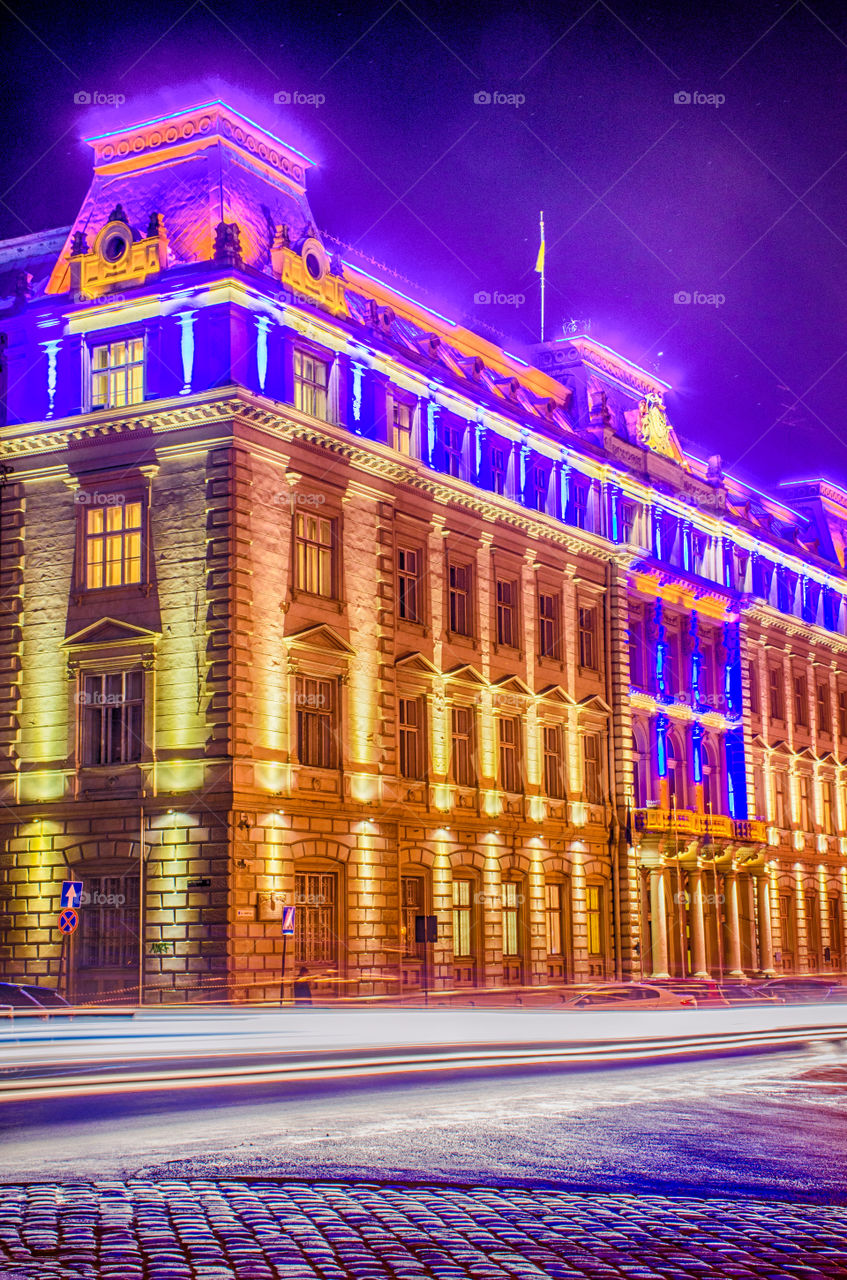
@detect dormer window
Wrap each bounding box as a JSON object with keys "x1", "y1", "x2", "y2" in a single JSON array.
[
  {"x1": 83, "y1": 500, "x2": 143, "y2": 590},
  {"x1": 90, "y1": 338, "x2": 144, "y2": 410},
  {"x1": 392, "y1": 398, "x2": 414, "y2": 455}
]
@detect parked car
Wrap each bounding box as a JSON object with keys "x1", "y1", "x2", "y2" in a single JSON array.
[
  {"x1": 757, "y1": 977, "x2": 836, "y2": 1003},
  {"x1": 560, "y1": 983, "x2": 697, "y2": 1010},
  {"x1": 0, "y1": 982, "x2": 72, "y2": 1013},
  {"x1": 717, "y1": 984, "x2": 783, "y2": 1006},
  {"x1": 650, "y1": 980, "x2": 730, "y2": 1007}
]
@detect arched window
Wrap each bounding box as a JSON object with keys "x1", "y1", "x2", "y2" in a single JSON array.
[{"x1": 667, "y1": 732, "x2": 687, "y2": 810}]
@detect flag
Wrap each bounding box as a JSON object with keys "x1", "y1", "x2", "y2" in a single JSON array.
[{"x1": 534, "y1": 235, "x2": 545, "y2": 274}]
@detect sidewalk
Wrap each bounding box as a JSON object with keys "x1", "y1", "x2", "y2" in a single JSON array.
[{"x1": 0, "y1": 1179, "x2": 844, "y2": 1279}]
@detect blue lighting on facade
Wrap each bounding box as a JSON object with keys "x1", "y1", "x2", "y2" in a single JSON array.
[{"x1": 177, "y1": 311, "x2": 196, "y2": 396}]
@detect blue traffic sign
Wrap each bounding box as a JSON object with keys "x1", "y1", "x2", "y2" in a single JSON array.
[
  {"x1": 61, "y1": 881, "x2": 83, "y2": 909},
  {"x1": 58, "y1": 907, "x2": 78, "y2": 935},
  {"x1": 281, "y1": 906, "x2": 296, "y2": 936}
]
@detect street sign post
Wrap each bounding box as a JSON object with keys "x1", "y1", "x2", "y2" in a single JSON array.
[
  {"x1": 60, "y1": 881, "x2": 83, "y2": 909},
  {"x1": 58, "y1": 908, "x2": 78, "y2": 935},
  {"x1": 280, "y1": 906, "x2": 296, "y2": 1005}
]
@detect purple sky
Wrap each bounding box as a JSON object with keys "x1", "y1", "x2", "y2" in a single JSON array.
[{"x1": 3, "y1": 0, "x2": 847, "y2": 492}]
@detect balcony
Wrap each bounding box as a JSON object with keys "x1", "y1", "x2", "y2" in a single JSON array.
[{"x1": 634, "y1": 809, "x2": 768, "y2": 843}]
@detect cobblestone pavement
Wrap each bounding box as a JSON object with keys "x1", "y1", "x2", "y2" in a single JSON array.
[{"x1": 0, "y1": 1180, "x2": 845, "y2": 1280}]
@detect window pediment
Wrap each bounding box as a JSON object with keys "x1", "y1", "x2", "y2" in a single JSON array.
[
  {"x1": 286, "y1": 623, "x2": 355, "y2": 655},
  {"x1": 63, "y1": 617, "x2": 160, "y2": 650}
]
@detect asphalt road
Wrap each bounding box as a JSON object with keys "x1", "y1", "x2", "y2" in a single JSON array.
[{"x1": 3, "y1": 1045, "x2": 847, "y2": 1201}]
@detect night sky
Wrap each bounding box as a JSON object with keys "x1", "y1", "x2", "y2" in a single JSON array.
[{"x1": 3, "y1": 0, "x2": 846, "y2": 493}]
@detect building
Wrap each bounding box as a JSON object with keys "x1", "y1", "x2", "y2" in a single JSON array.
[{"x1": 0, "y1": 99, "x2": 845, "y2": 1003}]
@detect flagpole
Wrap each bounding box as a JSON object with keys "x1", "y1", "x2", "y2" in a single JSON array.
[{"x1": 539, "y1": 210, "x2": 545, "y2": 343}]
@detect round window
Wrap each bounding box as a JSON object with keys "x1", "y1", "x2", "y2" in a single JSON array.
[
  {"x1": 305, "y1": 251, "x2": 323, "y2": 280},
  {"x1": 102, "y1": 232, "x2": 128, "y2": 263}
]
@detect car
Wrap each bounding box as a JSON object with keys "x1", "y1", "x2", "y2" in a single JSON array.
[
  {"x1": 756, "y1": 977, "x2": 836, "y2": 1003},
  {"x1": 650, "y1": 980, "x2": 730, "y2": 1007},
  {"x1": 716, "y1": 984, "x2": 783, "y2": 1006},
  {"x1": 560, "y1": 983, "x2": 697, "y2": 1009},
  {"x1": 0, "y1": 982, "x2": 72, "y2": 1013}
]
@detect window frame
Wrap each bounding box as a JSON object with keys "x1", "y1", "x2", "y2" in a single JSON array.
[
  {"x1": 447, "y1": 560, "x2": 473, "y2": 638},
  {"x1": 293, "y1": 347, "x2": 331, "y2": 422},
  {"x1": 449, "y1": 703, "x2": 476, "y2": 788},
  {"x1": 397, "y1": 545, "x2": 423, "y2": 624},
  {"x1": 538, "y1": 591, "x2": 560, "y2": 660},
  {"x1": 78, "y1": 667, "x2": 145, "y2": 767},
  {"x1": 88, "y1": 335, "x2": 146, "y2": 412},
  {"x1": 578, "y1": 604, "x2": 599, "y2": 672},
  {"x1": 79, "y1": 494, "x2": 145, "y2": 592},
  {"x1": 398, "y1": 694, "x2": 426, "y2": 781},
  {"x1": 293, "y1": 509, "x2": 336, "y2": 599},
  {"x1": 495, "y1": 577, "x2": 518, "y2": 648},
  {"x1": 295, "y1": 675, "x2": 338, "y2": 770},
  {"x1": 497, "y1": 714, "x2": 522, "y2": 794}
]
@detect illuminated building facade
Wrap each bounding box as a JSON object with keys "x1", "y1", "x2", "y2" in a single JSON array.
[{"x1": 1, "y1": 100, "x2": 846, "y2": 1001}]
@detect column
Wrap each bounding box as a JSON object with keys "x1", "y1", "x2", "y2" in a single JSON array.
[
  {"x1": 755, "y1": 873, "x2": 776, "y2": 976},
  {"x1": 725, "y1": 872, "x2": 745, "y2": 977},
  {"x1": 649, "y1": 868, "x2": 670, "y2": 979},
  {"x1": 689, "y1": 869, "x2": 709, "y2": 978}
]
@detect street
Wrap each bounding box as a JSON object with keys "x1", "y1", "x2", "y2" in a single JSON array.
[{"x1": 2, "y1": 1048, "x2": 847, "y2": 1277}]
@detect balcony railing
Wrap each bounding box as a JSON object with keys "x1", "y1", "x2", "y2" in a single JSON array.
[{"x1": 634, "y1": 809, "x2": 768, "y2": 843}]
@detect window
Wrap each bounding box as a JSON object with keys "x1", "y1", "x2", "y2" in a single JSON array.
[
  {"x1": 498, "y1": 716, "x2": 521, "y2": 792},
  {"x1": 768, "y1": 667, "x2": 784, "y2": 721},
  {"x1": 805, "y1": 891, "x2": 820, "y2": 964},
  {"x1": 569, "y1": 479, "x2": 589, "y2": 529},
  {"x1": 545, "y1": 882, "x2": 567, "y2": 957},
  {"x1": 294, "y1": 872, "x2": 337, "y2": 966},
  {"x1": 774, "y1": 770, "x2": 790, "y2": 828},
  {"x1": 578, "y1": 605, "x2": 598, "y2": 671},
  {"x1": 749, "y1": 661, "x2": 760, "y2": 715},
  {"x1": 798, "y1": 775, "x2": 811, "y2": 831},
  {"x1": 295, "y1": 512, "x2": 334, "y2": 597},
  {"x1": 490, "y1": 446, "x2": 507, "y2": 496},
  {"x1": 621, "y1": 502, "x2": 639, "y2": 545},
  {"x1": 496, "y1": 579, "x2": 517, "y2": 647},
  {"x1": 392, "y1": 398, "x2": 413, "y2": 455},
  {"x1": 78, "y1": 875, "x2": 139, "y2": 970},
  {"x1": 822, "y1": 780, "x2": 836, "y2": 835},
  {"x1": 294, "y1": 349, "x2": 329, "y2": 420},
  {"x1": 582, "y1": 732, "x2": 602, "y2": 804},
  {"x1": 90, "y1": 338, "x2": 144, "y2": 410},
  {"x1": 839, "y1": 691, "x2": 847, "y2": 739},
  {"x1": 452, "y1": 879, "x2": 473, "y2": 957},
  {"x1": 586, "y1": 885, "x2": 604, "y2": 956},
  {"x1": 400, "y1": 875, "x2": 425, "y2": 958},
  {"x1": 817, "y1": 683, "x2": 831, "y2": 735},
  {"x1": 543, "y1": 724, "x2": 565, "y2": 798},
  {"x1": 84, "y1": 500, "x2": 143, "y2": 590},
  {"x1": 398, "y1": 696, "x2": 425, "y2": 780},
  {"x1": 450, "y1": 705, "x2": 475, "y2": 787},
  {"x1": 698, "y1": 643, "x2": 714, "y2": 704},
  {"x1": 530, "y1": 464, "x2": 549, "y2": 512},
  {"x1": 397, "y1": 547, "x2": 421, "y2": 623},
  {"x1": 448, "y1": 562, "x2": 472, "y2": 636},
  {"x1": 538, "y1": 593, "x2": 560, "y2": 659},
  {"x1": 779, "y1": 893, "x2": 795, "y2": 961},
  {"x1": 80, "y1": 669, "x2": 143, "y2": 766},
  {"x1": 793, "y1": 674, "x2": 808, "y2": 727},
  {"x1": 295, "y1": 676, "x2": 337, "y2": 768},
  {"x1": 443, "y1": 422, "x2": 464, "y2": 477},
  {"x1": 666, "y1": 734, "x2": 686, "y2": 810},
  {"x1": 501, "y1": 881, "x2": 521, "y2": 955}
]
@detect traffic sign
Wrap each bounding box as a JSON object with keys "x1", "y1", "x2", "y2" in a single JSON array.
[
  {"x1": 58, "y1": 907, "x2": 78, "y2": 935},
  {"x1": 60, "y1": 881, "x2": 83, "y2": 909},
  {"x1": 281, "y1": 906, "x2": 296, "y2": 936}
]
